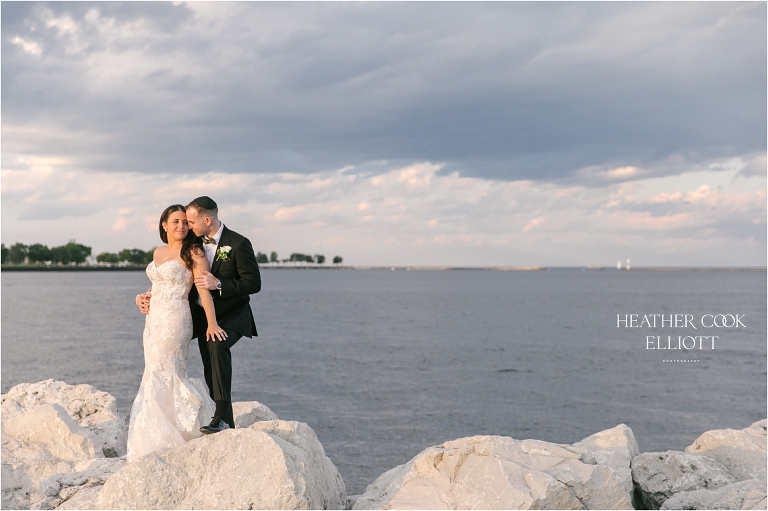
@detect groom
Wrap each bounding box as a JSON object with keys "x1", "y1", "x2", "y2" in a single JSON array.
[
  {"x1": 186, "y1": 196, "x2": 261, "y2": 433},
  {"x1": 137, "y1": 196, "x2": 261, "y2": 434}
]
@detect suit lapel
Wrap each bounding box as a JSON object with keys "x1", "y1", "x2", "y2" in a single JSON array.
[{"x1": 210, "y1": 226, "x2": 229, "y2": 276}]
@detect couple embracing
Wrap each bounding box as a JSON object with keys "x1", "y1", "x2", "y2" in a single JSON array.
[{"x1": 128, "y1": 196, "x2": 261, "y2": 462}]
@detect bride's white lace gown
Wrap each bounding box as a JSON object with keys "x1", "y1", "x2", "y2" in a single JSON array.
[{"x1": 126, "y1": 260, "x2": 215, "y2": 462}]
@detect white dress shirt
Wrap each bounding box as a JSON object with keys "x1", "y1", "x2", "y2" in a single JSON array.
[{"x1": 203, "y1": 223, "x2": 225, "y2": 268}]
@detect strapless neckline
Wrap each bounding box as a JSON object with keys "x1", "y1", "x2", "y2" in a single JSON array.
[{"x1": 151, "y1": 259, "x2": 187, "y2": 270}]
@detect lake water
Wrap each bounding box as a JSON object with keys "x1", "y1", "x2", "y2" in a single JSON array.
[{"x1": 2, "y1": 268, "x2": 766, "y2": 494}]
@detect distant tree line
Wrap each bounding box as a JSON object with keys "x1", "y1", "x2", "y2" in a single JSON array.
[
  {"x1": 255, "y1": 251, "x2": 280, "y2": 264},
  {"x1": 1, "y1": 241, "x2": 91, "y2": 265},
  {"x1": 0, "y1": 241, "x2": 153, "y2": 266},
  {"x1": 96, "y1": 248, "x2": 154, "y2": 265},
  {"x1": 256, "y1": 252, "x2": 342, "y2": 264},
  {"x1": 2, "y1": 243, "x2": 343, "y2": 266}
]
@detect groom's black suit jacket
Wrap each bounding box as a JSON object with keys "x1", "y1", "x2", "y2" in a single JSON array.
[{"x1": 189, "y1": 226, "x2": 261, "y2": 340}]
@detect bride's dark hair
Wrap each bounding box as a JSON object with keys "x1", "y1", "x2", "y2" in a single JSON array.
[{"x1": 159, "y1": 204, "x2": 203, "y2": 270}]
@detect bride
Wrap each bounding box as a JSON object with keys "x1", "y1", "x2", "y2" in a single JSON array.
[{"x1": 126, "y1": 204, "x2": 227, "y2": 462}]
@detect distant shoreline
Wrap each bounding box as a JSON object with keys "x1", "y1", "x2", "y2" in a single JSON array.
[{"x1": 1, "y1": 265, "x2": 764, "y2": 272}]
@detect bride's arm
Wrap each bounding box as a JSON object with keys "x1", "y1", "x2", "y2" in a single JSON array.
[
  {"x1": 136, "y1": 248, "x2": 164, "y2": 314},
  {"x1": 191, "y1": 249, "x2": 228, "y2": 342}
]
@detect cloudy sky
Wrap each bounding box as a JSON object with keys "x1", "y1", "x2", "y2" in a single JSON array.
[{"x1": 2, "y1": 2, "x2": 765, "y2": 266}]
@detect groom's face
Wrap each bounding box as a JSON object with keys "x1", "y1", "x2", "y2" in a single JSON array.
[{"x1": 186, "y1": 207, "x2": 211, "y2": 237}]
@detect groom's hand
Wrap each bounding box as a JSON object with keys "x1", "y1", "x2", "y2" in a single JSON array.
[
  {"x1": 136, "y1": 292, "x2": 151, "y2": 315},
  {"x1": 195, "y1": 271, "x2": 220, "y2": 291}
]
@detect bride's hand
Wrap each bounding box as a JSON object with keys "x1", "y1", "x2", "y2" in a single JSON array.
[{"x1": 206, "y1": 324, "x2": 228, "y2": 342}]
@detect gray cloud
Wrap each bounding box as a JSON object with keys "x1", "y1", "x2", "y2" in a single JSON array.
[
  {"x1": 17, "y1": 200, "x2": 104, "y2": 221},
  {"x1": 2, "y1": 1, "x2": 765, "y2": 182}
]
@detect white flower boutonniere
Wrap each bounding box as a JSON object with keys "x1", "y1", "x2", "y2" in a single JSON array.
[{"x1": 215, "y1": 246, "x2": 232, "y2": 262}]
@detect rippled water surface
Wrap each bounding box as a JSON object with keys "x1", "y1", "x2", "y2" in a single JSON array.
[{"x1": 2, "y1": 268, "x2": 765, "y2": 494}]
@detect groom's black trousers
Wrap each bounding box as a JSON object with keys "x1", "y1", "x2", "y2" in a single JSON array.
[{"x1": 197, "y1": 329, "x2": 240, "y2": 429}]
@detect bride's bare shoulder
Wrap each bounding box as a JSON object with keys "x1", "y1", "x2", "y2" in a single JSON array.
[
  {"x1": 152, "y1": 246, "x2": 168, "y2": 261},
  {"x1": 190, "y1": 247, "x2": 209, "y2": 272},
  {"x1": 189, "y1": 245, "x2": 206, "y2": 259}
]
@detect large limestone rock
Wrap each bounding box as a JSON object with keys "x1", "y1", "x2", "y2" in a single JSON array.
[
  {"x1": 353, "y1": 435, "x2": 631, "y2": 510},
  {"x1": 687, "y1": 419, "x2": 767, "y2": 454},
  {"x1": 2, "y1": 379, "x2": 128, "y2": 458},
  {"x1": 233, "y1": 400, "x2": 279, "y2": 428},
  {"x1": 1, "y1": 381, "x2": 128, "y2": 509},
  {"x1": 573, "y1": 424, "x2": 639, "y2": 505},
  {"x1": 632, "y1": 419, "x2": 768, "y2": 509},
  {"x1": 653, "y1": 419, "x2": 768, "y2": 510},
  {"x1": 2, "y1": 457, "x2": 126, "y2": 510},
  {"x1": 660, "y1": 479, "x2": 767, "y2": 510},
  {"x1": 3, "y1": 404, "x2": 97, "y2": 461},
  {"x1": 98, "y1": 420, "x2": 346, "y2": 510},
  {"x1": 631, "y1": 451, "x2": 738, "y2": 509},
  {"x1": 1, "y1": 404, "x2": 125, "y2": 510},
  {"x1": 685, "y1": 419, "x2": 767, "y2": 482}
]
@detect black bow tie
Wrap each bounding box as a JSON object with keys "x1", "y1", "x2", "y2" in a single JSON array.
[{"x1": 203, "y1": 236, "x2": 216, "y2": 245}]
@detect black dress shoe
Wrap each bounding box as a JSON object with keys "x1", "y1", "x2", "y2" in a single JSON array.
[{"x1": 200, "y1": 416, "x2": 230, "y2": 435}]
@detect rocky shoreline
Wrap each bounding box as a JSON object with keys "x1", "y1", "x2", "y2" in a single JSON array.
[{"x1": 1, "y1": 380, "x2": 765, "y2": 510}]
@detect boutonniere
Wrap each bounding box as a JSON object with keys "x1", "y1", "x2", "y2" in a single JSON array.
[{"x1": 215, "y1": 246, "x2": 232, "y2": 262}]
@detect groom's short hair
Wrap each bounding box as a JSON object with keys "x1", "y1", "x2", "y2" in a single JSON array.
[{"x1": 187, "y1": 196, "x2": 218, "y2": 218}]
